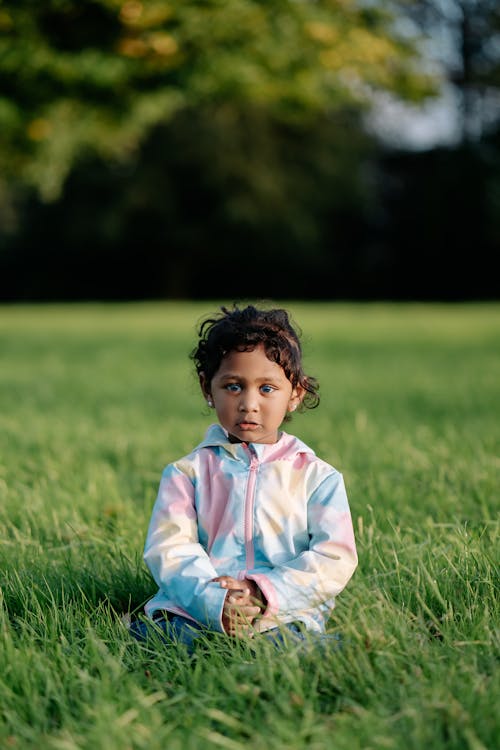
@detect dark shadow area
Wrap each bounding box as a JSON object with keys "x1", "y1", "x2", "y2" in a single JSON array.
[{"x1": 1, "y1": 121, "x2": 498, "y2": 301}]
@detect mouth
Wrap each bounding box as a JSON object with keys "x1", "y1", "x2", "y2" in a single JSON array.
[{"x1": 237, "y1": 421, "x2": 259, "y2": 430}]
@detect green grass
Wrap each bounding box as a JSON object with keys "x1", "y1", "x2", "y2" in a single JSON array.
[{"x1": 0, "y1": 302, "x2": 498, "y2": 750}]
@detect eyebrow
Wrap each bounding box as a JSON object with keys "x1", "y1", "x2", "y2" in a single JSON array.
[{"x1": 217, "y1": 373, "x2": 282, "y2": 383}]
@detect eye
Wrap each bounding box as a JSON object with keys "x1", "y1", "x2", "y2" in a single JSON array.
[
  {"x1": 225, "y1": 383, "x2": 242, "y2": 393},
  {"x1": 260, "y1": 384, "x2": 275, "y2": 394}
]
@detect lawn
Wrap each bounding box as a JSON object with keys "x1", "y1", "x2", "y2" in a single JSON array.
[{"x1": 0, "y1": 302, "x2": 498, "y2": 750}]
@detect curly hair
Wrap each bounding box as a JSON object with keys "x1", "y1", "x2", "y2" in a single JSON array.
[{"x1": 191, "y1": 305, "x2": 319, "y2": 412}]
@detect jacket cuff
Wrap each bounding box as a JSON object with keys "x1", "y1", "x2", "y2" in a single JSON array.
[
  {"x1": 196, "y1": 583, "x2": 228, "y2": 633},
  {"x1": 245, "y1": 573, "x2": 279, "y2": 618}
]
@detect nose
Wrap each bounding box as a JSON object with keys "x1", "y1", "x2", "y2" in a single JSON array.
[{"x1": 238, "y1": 388, "x2": 259, "y2": 412}]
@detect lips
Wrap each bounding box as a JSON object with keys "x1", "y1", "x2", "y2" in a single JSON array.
[{"x1": 237, "y1": 421, "x2": 259, "y2": 429}]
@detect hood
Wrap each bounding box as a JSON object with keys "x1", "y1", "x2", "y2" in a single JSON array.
[{"x1": 194, "y1": 423, "x2": 316, "y2": 463}]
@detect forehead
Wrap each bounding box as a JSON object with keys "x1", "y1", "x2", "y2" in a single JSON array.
[{"x1": 214, "y1": 345, "x2": 287, "y2": 380}]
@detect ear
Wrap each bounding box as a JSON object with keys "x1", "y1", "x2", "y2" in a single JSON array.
[
  {"x1": 199, "y1": 372, "x2": 211, "y2": 400},
  {"x1": 288, "y1": 385, "x2": 305, "y2": 412}
]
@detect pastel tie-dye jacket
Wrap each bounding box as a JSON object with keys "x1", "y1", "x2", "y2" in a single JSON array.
[{"x1": 144, "y1": 424, "x2": 357, "y2": 633}]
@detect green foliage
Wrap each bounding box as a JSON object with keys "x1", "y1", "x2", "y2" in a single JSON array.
[
  {"x1": 0, "y1": 0, "x2": 435, "y2": 199},
  {"x1": 0, "y1": 302, "x2": 498, "y2": 748}
]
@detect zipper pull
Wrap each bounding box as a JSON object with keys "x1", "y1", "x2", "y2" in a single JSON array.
[{"x1": 249, "y1": 453, "x2": 259, "y2": 470}]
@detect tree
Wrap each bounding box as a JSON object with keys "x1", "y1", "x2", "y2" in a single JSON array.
[
  {"x1": 0, "y1": 0, "x2": 435, "y2": 200},
  {"x1": 395, "y1": 0, "x2": 500, "y2": 142}
]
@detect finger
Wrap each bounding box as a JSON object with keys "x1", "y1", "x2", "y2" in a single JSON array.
[
  {"x1": 222, "y1": 577, "x2": 246, "y2": 589},
  {"x1": 249, "y1": 595, "x2": 265, "y2": 609},
  {"x1": 239, "y1": 607, "x2": 261, "y2": 620},
  {"x1": 224, "y1": 595, "x2": 261, "y2": 612},
  {"x1": 213, "y1": 576, "x2": 243, "y2": 587},
  {"x1": 228, "y1": 592, "x2": 251, "y2": 604},
  {"x1": 231, "y1": 604, "x2": 260, "y2": 617},
  {"x1": 228, "y1": 609, "x2": 261, "y2": 626},
  {"x1": 233, "y1": 593, "x2": 261, "y2": 606}
]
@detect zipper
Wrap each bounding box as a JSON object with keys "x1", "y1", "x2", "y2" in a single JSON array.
[{"x1": 244, "y1": 452, "x2": 259, "y2": 570}]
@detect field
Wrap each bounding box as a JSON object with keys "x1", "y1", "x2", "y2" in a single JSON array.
[{"x1": 0, "y1": 302, "x2": 498, "y2": 750}]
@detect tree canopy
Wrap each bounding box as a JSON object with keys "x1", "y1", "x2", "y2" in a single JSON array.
[{"x1": 0, "y1": 0, "x2": 435, "y2": 199}]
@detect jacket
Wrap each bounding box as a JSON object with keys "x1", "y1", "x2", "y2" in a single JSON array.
[{"x1": 144, "y1": 423, "x2": 357, "y2": 633}]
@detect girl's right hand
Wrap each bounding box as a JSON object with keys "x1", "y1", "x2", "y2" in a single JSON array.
[
  {"x1": 213, "y1": 575, "x2": 266, "y2": 637},
  {"x1": 221, "y1": 591, "x2": 262, "y2": 637},
  {"x1": 213, "y1": 576, "x2": 266, "y2": 606}
]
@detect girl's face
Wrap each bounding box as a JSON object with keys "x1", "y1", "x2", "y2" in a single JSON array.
[{"x1": 201, "y1": 344, "x2": 303, "y2": 444}]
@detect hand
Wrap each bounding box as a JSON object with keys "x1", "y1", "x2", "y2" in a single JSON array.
[
  {"x1": 213, "y1": 576, "x2": 266, "y2": 638},
  {"x1": 213, "y1": 576, "x2": 266, "y2": 605},
  {"x1": 221, "y1": 592, "x2": 261, "y2": 638},
  {"x1": 214, "y1": 576, "x2": 266, "y2": 611}
]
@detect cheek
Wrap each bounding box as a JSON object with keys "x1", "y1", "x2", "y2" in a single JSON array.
[
  {"x1": 214, "y1": 395, "x2": 232, "y2": 412},
  {"x1": 272, "y1": 396, "x2": 292, "y2": 415}
]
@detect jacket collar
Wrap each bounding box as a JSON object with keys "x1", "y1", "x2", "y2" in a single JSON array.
[{"x1": 195, "y1": 423, "x2": 315, "y2": 462}]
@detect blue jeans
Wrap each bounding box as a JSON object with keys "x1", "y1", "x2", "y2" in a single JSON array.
[{"x1": 129, "y1": 613, "x2": 341, "y2": 653}]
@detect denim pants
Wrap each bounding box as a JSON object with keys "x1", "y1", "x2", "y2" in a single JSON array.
[{"x1": 129, "y1": 613, "x2": 340, "y2": 652}]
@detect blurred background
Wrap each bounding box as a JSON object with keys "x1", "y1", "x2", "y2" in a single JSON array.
[{"x1": 0, "y1": 0, "x2": 499, "y2": 302}]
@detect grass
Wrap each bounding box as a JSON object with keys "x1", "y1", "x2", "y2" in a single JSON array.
[{"x1": 0, "y1": 302, "x2": 498, "y2": 750}]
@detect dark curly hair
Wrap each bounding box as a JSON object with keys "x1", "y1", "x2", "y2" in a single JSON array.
[{"x1": 191, "y1": 305, "x2": 319, "y2": 412}]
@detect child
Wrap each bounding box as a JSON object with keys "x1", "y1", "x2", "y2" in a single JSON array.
[{"x1": 131, "y1": 305, "x2": 357, "y2": 649}]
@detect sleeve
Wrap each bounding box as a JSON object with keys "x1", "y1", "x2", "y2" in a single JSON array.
[
  {"x1": 246, "y1": 471, "x2": 357, "y2": 620},
  {"x1": 143, "y1": 462, "x2": 227, "y2": 632}
]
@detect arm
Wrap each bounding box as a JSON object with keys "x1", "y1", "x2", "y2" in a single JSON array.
[
  {"x1": 143, "y1": 463, "x2": 227, "y2": 632},
  {"x1": 246, "y1": 471, "x2": 357, "y2": 621}
]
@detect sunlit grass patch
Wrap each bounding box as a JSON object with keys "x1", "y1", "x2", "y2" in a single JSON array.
[{"x1": 0, "y1": 302, "x2": 498, "y2": 749}]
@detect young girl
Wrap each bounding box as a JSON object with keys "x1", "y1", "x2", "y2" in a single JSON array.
[{"x1": 132, "y1": 305, "x2": 357, "y2": 648}]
